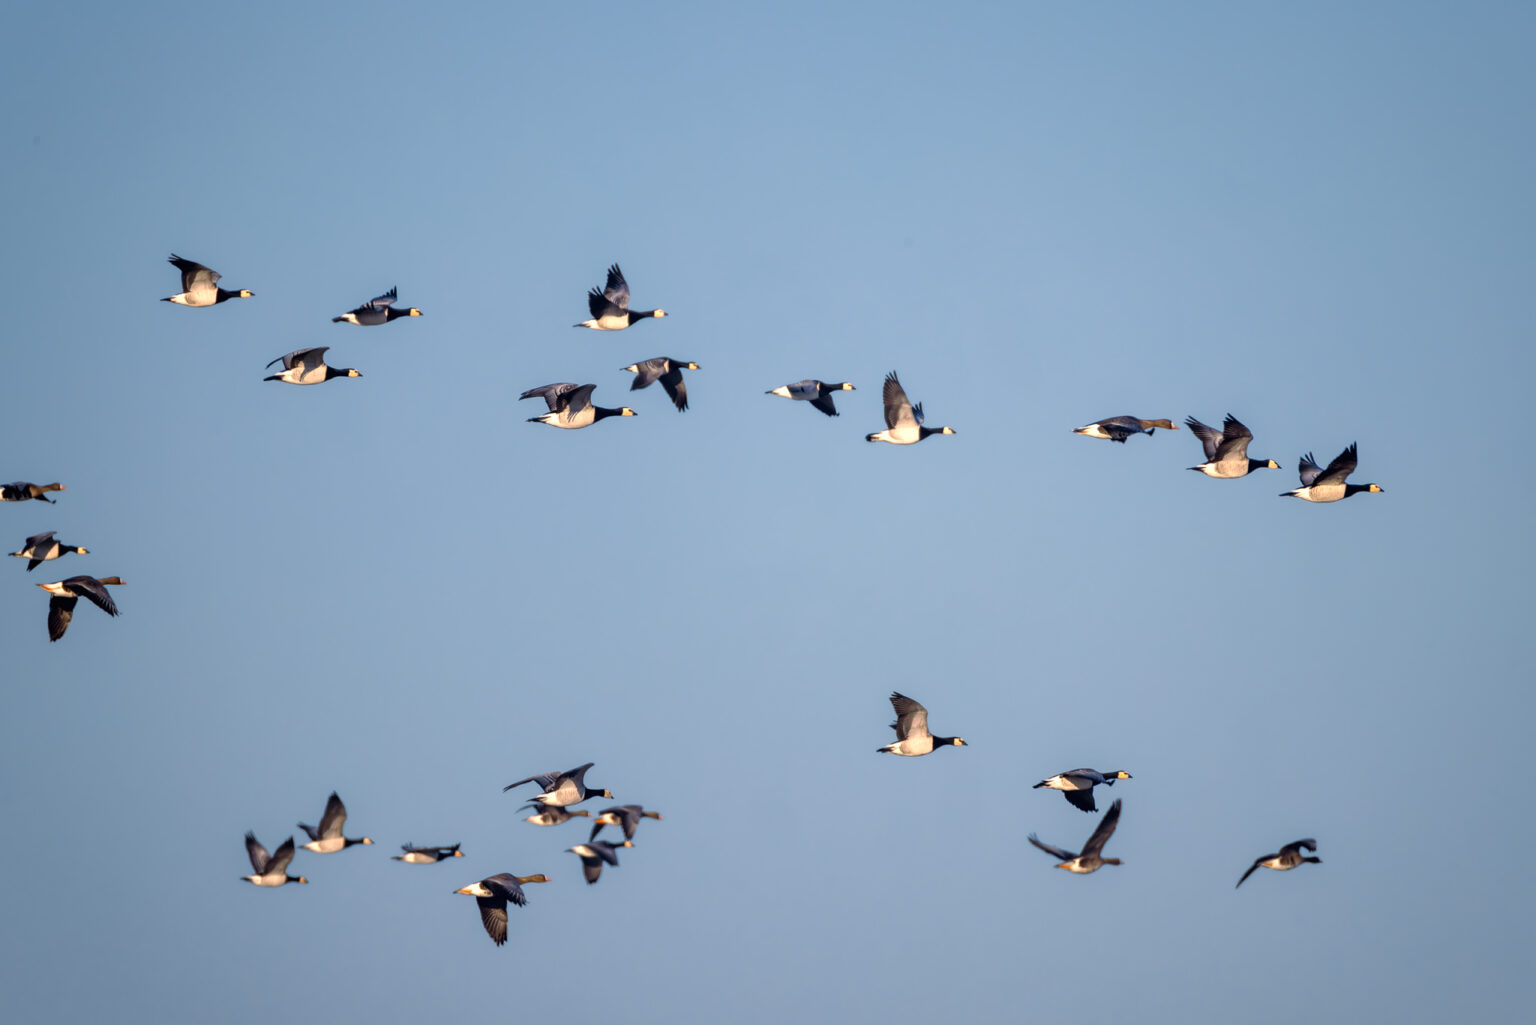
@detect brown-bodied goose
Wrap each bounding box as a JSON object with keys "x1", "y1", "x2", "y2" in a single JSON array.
[
  {"x1": 297, "y1": 792, "x2": 374, "y2": 853},
  {"x1": 10, "y1": 532, "x2": 88, "y2": 571},
  {"x1": 589, "y1": 805, "x2": 663, "y2": 843},
  {"x1": 1236, "y1": 838, "x2": 1320, "y2": 888},
  {"x1": 1027, "y1": 798, "x2": 1124, "y2": 874},
  {"x1": 393, "y1": 843, "x2": 464, "y2": 864},
  {"x1": 38, "y1": 575, "x2": 123, "y2": 642},
  {"x1": 522, "y1": 805, "x2": 593, "y2": 827},
  {"x1": 566, "y1": 840, "x2": 633, "y2": 884},
  {"x1": 1032, "y1": 768, "x2": 1132, "y2": 813},
  {"x1": 1, "y1": 482, "x2": 65, "y2": 503},
  {"x1": 1073, "y1": 416, "x2": 1178, "y2": 442},
  {"x1": 876, "y1": 692, "x2": 967, "y2": 756},
  {"x1": 162, "y1": 254, "x2": 253, "y2": 306},
  {"x1": 454, "y1": 873, "x2": 550, "y2": 945}
]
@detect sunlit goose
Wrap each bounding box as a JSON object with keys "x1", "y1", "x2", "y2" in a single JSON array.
[
  {"x1": 162, "y1": 254, "x2": 252, "y2": 306},
  {"x1": 1072, "y1": 416, "x2": 1178, "y2": 442},
  {"x1": 876, "y1": 692, "x2": 967, "y2": 756},
  {"x1": 503, "y1": 762, "x2": 611, "y2": 807},
  {"x1": 767, "y1": 379, "x2": 855, "y2": 417},
  {"x1": 10, "y1": 531, "x2": 87, "y2": 571},
  {"x1": 1280, "y1": 444, "x2": 1383, "y2": 502},
  {"x1": 566, "y1": 840, "x2": 633, "y2": 884},
  {"x1": 1236, "y1": 839, "x2": 1320, "y2": 889},
  {"x1": 38, "y1": 575, "x2": 122, "y2": 642},
  {"x1": 263, "y1": 347, "x2": 362, "y2": 385},
  {"x1": 454, "y1": 873, "x2": 550, "y2": 946},
  {"x1": 574, "y1": 264, "x2": 666, "y2": 330},
  {"x1": 297, "y1": 792, "x2": 374, "y2": 853},
  {"x1": 242, "y1": 833, "x2": 307, "y2": 887},
  {"x1": 332, "y1": 286, "x2": 422, "y2": 325},
  {"x1": 866, "y1": 371, "x2": 954, "y2": 445},
  {"x1": 1, "y1": 482, "x2": 65, "y2": 503},
  {"x1": 622, "y1": 357, "x2": 698, "y2": 412},
  {"x1": 521, "y1": 383, "x2": 635, "y2": 429},
  {"x1": 1185, "y1": 414, "x2": 1278, "y2": 477},
  {"x1": 1032, "y1": 768, "x2": 1132, "y2": 813},
  {"x1": 1027, "y1": 798, "x2": 1124, "y2": 874},
  {"x1": 589, "y1": 805, "x2": 663, "y2": 843}
]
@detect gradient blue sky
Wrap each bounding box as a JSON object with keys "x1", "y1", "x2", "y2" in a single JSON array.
[{"x1": 3, "y1": 3, "x2": 1533, "y2": 1022}]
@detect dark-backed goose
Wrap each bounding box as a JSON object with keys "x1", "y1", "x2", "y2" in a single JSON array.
[
  {"x1": 1073, "y1": 416, "x2": 1178, "y2": 442},
  {"x1": 574, "y1": 264, "x2": 666, "y2": 330},
  {"x1": 163, "y1": 254, "x2": 252, "y2": 306},
  {"x1": 1, "y1": 482, "x2": 64, "y2": 503},
  {"x1": 622, "y1": 357, "x2": 698, "y2": 411},
  {"x1": 454, "y1": 873, "x2": 550, "y2": 946},
  {"x1": 521, "y1": 383, "x2": 636, "y2": 429},
  {"x1": 767, "y1": 379, "x2": 856, "y2": 417},
  {"x1": 242, "y1": 833, "x2": 307, "y2": 887},
  {"x1": 10, "y1": 532, "x2": 87, "y2": 571},
  {"x1": 1032, "y1": 769, "x2": 1132, "y2": 812},
  {"x1": 876, "y1": 692, "x2": 967, "y2": 756},
  {"x1": 503, "y1": 762, "x2": 611, "y2": 807},
  {"x1": 38, "y1": 575, "x2": 122, "y2": 642},
  {"x1": 263, "y1": 347, "x2": 362, "y2": 386},
  {"x1": 393, "y1": 843, "x2": 464, "y2": 864},
  {"x1": 522, "y1": 805, "x2": 593, "y2": 827},
  {"x1": 297, "y1": 792, "x2": 374, "y2": 853},
  {"x1": 589, "y1": 805, "x2": 663, "y2": 843},
  {"x1": 1186, "y1": 414, "x2": 1278, "y2": 477},
  {"x1": 1028, "y1": 798, "x2": 1123, "y2": 874},
  {"x1": 566, "y1": 840, "x2": 633, "y2": 884},
  {"x1": 1236, "y1": 838, "x2": 1320, "y2": 888},
  {"x1": 332, "y1": 286, "x2": 422, "y2": 325},
  {"x1": 866, "y1": 372, "x2": 954, "y2": 445},
  {"x1": 1280, "y1": 444, "x2": 1382, "y2": 502}
]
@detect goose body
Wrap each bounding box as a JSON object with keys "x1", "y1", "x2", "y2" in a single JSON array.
[
  {"x1": 455, "y1": 873, "x2": 550, "y2": 945},
  {"x1": 574, "y1": 264, "x2": 666, "y2": 330},
  {"x1": 38, "y1": 575, "x2": 123, "y2": 642},
  {"x1": 1280, "y1": 444, "x2": 1383, "y2": 502},
  {"x1": 876, "y1": 692, "x2": 967, "y2": 756},
  {"x1": 622, "y1": 357, "x2": 698, "y2": 411},
  {"x1": 332, "y1": 286, "x2": 422, "y2": 325},
  {"x1": 1236, "y1": 838, "x2": 1320, "y2": 888},
  {"x1": 1073, "y1": 416, "x2": 1178, "y2": 442},
  {"x1": 163, "y1": 254, "x2": 252, "y2": 306},
  {"x1": 1028, "y1": 798, "x2": 1124, "y2": 873},
  {"x1": 1, "y1": 482, "x2": 64, "y2": 503},
  {"x1": 767, "y1": 379, "x2": 855, "y2": 417},
  {"x1": 521, "y1": 383, "x2": 636, "y2": 429},
  {"x1": 866, "y1": 371, "x2": 954, "y2": 445},
  {"x1": 1186, "y1": 414, "x2": 1278, "y2": 477},
  {"x1": 522, "y1": 805, "x2": 592, "y2": 827},
  {"x1": 264, "y1": 347, "x2": 362, "y2": 386},
  {"x1": 242, "y1": 833, "x2": 307, "y2": 887},
  {"x1": 589, "y1": 805, "x2": 663, "y2": 843},
  {"x1": 297, "y1": 792, "x2": 374, "y2": 853},
  {"x1": 1032, "y1": 768, "x2": 1132, "y2": 813},
  {"x1": 503, "y1": 762, "x2": 611, "y2": 807},
  {"x1": 10, "y1": 531, "x2": 87, "y2": 571},
  {"x1": 566, "y1": 840, "x2": 633, "y2": 885},
  {"x1": 393, "y1": 843, "x2": 464, "y2": 864}
]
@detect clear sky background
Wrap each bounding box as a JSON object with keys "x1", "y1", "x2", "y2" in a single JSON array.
[{"x1": 3, "y1": 2, "x2": 1533, "y2": 1022}]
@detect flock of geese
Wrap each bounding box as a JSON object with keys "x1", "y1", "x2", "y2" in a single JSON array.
[{"x1": 4, "y1": 252, "x2": 1364, "y2": 946}]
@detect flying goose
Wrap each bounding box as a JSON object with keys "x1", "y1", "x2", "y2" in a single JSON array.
[
  {"x1": 242, "y1": 833, "x2": 307, "y2": 887},
  {"x1": 866, "y1": 371, "x2": 955, "y2": 445},
  {"x1": 1, "y1": 482, "x2": 65, "y2": 503},
  {"x1": 162, "y1": 254, "x2": 252, "y2": 306},
  {"x1": 574, "y1": 264, "x2": 666, "y2": 330},
  {"x1": 393, "y1": 843, "x2": 465, "y2": 864},
  {"x1": 522, "y1": 805, "x2": 593, "y2": 827},
  {"x1": 767, "y1": 379, "x2": 856, "y2": 417},
  {"x1": 876, "y1": 692, "x2": 967, "y2": 756},
  {"x1": 263, "y1": 347, "x2": 362, "y2": 385},
  {"x1": 10, "y1": 532, "x2": 87, "y2": 571},
  {"x1": 1027, "y1": 798, "x2": 1124, "y2": 873},
  {"x1": 521, "y1": 383, "x2": 636, "y2": 429},
  {"x1": 454, "y1": 873, "x2": 550, "y2": 946},
  {"x1": 566, "y1": 840, "x2": 633, "y2": 885},
  {"x1": 38, "y1": 575, "x2": 123, "y2": 642},
  {"x1": 1032, "y1": 768, "x2": 1132, "y2": 813},
  {"x1": 1072, "y1": 416, "x2": 1178, "y2": 442},
  {"x1": 297, "y1": 792, "x2": 374, "y2": 853},
  {"x1": 332, "y1": 286, "x2": 422, "y2": 325},
  {"x1": 589, "y1": 805, "x2": 664, "y2": 843},
  {"x1": 1280, "y1": 444, "x2": 1383, "y2": 502},
  {"x1": 1236, "y1": 838, "x2": 1320, "y2": 888},
  {"x1": 503, "y1": 762, "x2": 611, "y2": 807},
  {"x1": 1186, "y1": 414, "x2": 1279, "y2": 477},
  {"x1": 622, "y1": 357, "x2": 698, "y2": 411}
]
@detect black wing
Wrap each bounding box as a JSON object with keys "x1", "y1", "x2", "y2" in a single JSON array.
[
  {"x1": 1185, "y1": 416, "x2": 1222, "y2": 461},
  {"x1": 881, "y1": 372, "x2": 912, "y2": 430},
  {"x1": 316, "y1": 792, "x2": 348, "y2": 839},
  {"x1": 1214, "y1": 414, "x2": 1254, "y2": 461},
  {"x1": 1081, "y1": 799, "x2": 1122, "y2": 858},
  {"x1": 47, "y1": 595, "x2": 77, "y2": 642},
  {"x1": 1314, "y1": 445, "x2": 1357, "y2": 487},
  {"x1": 808, "y1": 393, "x2": 839, "y2": 417},
  {"x1": 168, "y1": 254, "x2": 218, "y2": 290},
  {"x1": 476, "y1": 896, "x2": 509, "y2": 946},
  {"x1": 887, "y1": 692, "x2": 930, "y2": 741},
  {"x1": 1296, "y1": 452, "x2": 1324, "y2": 487},
  {"x1": 659, "y1": 367, "x2": 689, "y2": 411},
  {"x1": 603, "y1": 264, "x2": 630, "y2": 308},
  {"x1": 1235, "y1": 858, "x2": 1266, "y2": 889},
  {"x1": 245, "y1": 831, "x2": 271, "y2": 873},
  {"x1": 1279, "y1": 838, "x2": 1318, "y2": 859},
  {"x1": 1062, "y1": 788, "x2": 1098, "y2": 813},
  {"x1": 1027, "y1": 834, "x2": 1077, "y2": 861}
]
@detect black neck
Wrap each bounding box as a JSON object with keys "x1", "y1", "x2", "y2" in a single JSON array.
[{"x1": 630, "y1": 309, "x2": 656, "y2": 321}]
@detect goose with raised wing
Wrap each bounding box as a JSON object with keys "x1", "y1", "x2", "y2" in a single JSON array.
[
  {"x1": 332, "y1": 286, "x2": 422, "y2": 325},
  {"x1": 1185, "y1": 414, "x2": 1278, "y2": 478},
  {"x1": 574, "y1": 264, "x2": 666, "y2": 330},
  {"x1": 162, "y1": 254, "x2": 252, "y2": 306},
  {"x1": 1028, "y1": 798, "x2": 1124, "y2": 874},
  {"x1": 241, "y1": 833, "x2": 307, "y2": 887},
  {"x1": 876, "y1": 692, "x2": 967, "y2": 756},
  {"x1": 1280, "y1": 444, "x2": 1383, "y2": 503},
  {"x1": 521, "y1": 384, "x2": 636, "y2": 429},
  {"x1": 297, "y1": 792, "x2": 374, "y2": 853},
  {"x1": 503, "y1": 762, "x2": 611, "y2": 807},
  {"x1": 866, "y1": 372, "x2": 954, "y2": 445},
  {"x1": 1236, "y1": 839, "x2": 1321, "y2": 888}
]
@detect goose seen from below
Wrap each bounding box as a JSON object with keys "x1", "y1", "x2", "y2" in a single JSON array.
[
  {"x1": 589, "y1": 805, "x2": 664, "y2": 843},
  {"x1": 1236, "y1": 838, "x2": 1321, "y2": 889},
  {"x1": 1073, "y1": 416, "x2": 1178, "y2": 443},
  {"x1": 767, "y1": 379, "x2": 855, "y2": 417},
  {"x1": 393, "y1": 843, "x2": 465, "y2": 864},
  {"x1": 521, "y1": 383, "x2": 636, "y2": 429},
  {"x1": 1032, "y1": 768, "x2": 1132, "y2": 813},
  {"x1": 264, "y1": 347, "x2": 362, "y2": 386},
  {"x1": 10, "y1": 532, "x2": 88, "y2": 571},
  {"x1": 522, "y1": 805, "x2": 592, "y2": 827},
  {"x1": 566, "y1": 840, "x2": 633, "y2": 885},
  {"x1": 876, "y1": 692, "x2": 967, "y2": 756},
  {"x1": 866, "y1": 371, "x2": 955, "y2": 445},
  {"x1": 454, "y1": 873, "x2": 550, "y2": 946},
  {"x1": 1028, "y1": 798, "x2": 1124, "y2": 874},
  {"x1": 297, "y1": 792, "x2": 374, "y2": 853},
  {"x1": 622, "y1": 357, "x2": 699, "y2": 412},
  {"x1": 1280, "y1": 444, "x2": 1383, "y2": 502},
  {"x1": 162, "y1": 254, "x2": 252, "y2": 306},
  {"x1": 242, "y1": 833, "x2": 307, "y2": 887},
  {"x1": 332, "y1": 286, "x2": 422, "y2": 325},
  {"x1": 39, "y1": 575, "x2": 123, "y2": 642},
  {"x1": 503, "y1": 762, "x2": 611, "y2": 807},
  {"x1": 1186, "y1": 414, "x2": 1279, "y2": 477},
  {"x1": 574, "y1": 264, "x2": 666, "y2": 330},
  {"x1": 2, "y1": 482, "x2": 65, "y2": 503}
]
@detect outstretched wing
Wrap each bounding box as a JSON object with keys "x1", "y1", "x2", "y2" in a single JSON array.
[
  {"x1": 503, "y1": 770, "x2": 562, "y2": 793},
  {"x1": 317, "y1": 792, "x2": 347, "y2": 839},
  {"x1": 1235, "y1": 858, "x2": 1265, "y2": 889},
  {"x1": 887, "y1": 692, "x2": 930, "y2": 741},
  {"x1": 1081, "y1": 799, "x2": 1122, "y2": 858},
  {"x1": 476, "y1": 896, "x2": 510, "y2": 946},
  {"x1": 1062, "y1": 788, "x2": 1098, "y2": 813},
  {"x1": 881, "y1": 372, "x2": 914, "y2": 430},
  {"x1": 1314, "y1": 445, "x2": 1357, "y2": 487},
  {"x1": 659, "y1": 367, "x2": 689, "y2": 411},
  {"x1": 47, "y1": 595, "x2": 77, "y2": 641},
  {"x1": 266, "y1": 836, "x2": 298, "y2": 876},
  {"x1": 1185, "y1": 417, "x2": 1222, "y2": 461},
  {"x1": 169, "y1": 254, "x2": 219, "y2": 291},
  {"x1": 245, "y1": 832, "x2": 271, "y2": 873},
  {"x1": 366, "y1": 287, "x2": 399, "y2": 308},
  {"x1": 1279, "y1": 838, "x2": 1318, "y2": 859},
  {"x1": 1296, "y1": 452, "x2": 1324, "y2": 487},
  {"x1": 519, "y1": 383, "x2": 580, "y2": 412},
  {"x1": 603, "y1": 264, "x2": 630, "y2": 309},
  {"x1": 1215, "y1": 414, "x2": 1254, "y2": 461},
  {"x1": 1027, "y1": 834, "x2": 1077, "y2": 862}
]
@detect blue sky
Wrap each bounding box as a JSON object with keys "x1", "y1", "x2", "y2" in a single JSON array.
[{"x1": 2, "y1": 2, "x2": 1533, "y2": 1022}]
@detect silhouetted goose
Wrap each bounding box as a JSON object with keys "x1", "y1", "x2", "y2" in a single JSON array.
[
  {"x1": 1032, "y1": 768, "x2": 1132, "y2": 813},
  {"x1": 1186, "y1": 414, "x2": 1278, "y2": 477},
  {"x1": 1028, "y1": 798, "x2": 1123, "y2": 873},
  {"x1": 242, "y1": 833, "x2": 307, "y2": 887},
  {"x1": 522, "y1": 805, "x2": 593, "y2": 827},
  {"x1": 589, "y1": 805, "x2": 663, "y2": 843},
  {"x1": 263, "y1": 347, "x2": 362, "y2": 385},
  {"x1": 454, "y1": 873, "x2": 550, "y2": 946},
  {"x1": 332, "y1": 286, "x2": 422, "y2": 325},
  {"x1": 767, "y1": 379, "x2": 856, "y2": 417},
  {"x1": 566, "y1": 840, "x2": 633, "y2": 885},
  {"x1": 1236, "y1": 839, "x2": 1320, "y2": 889},
  {"x1": 162, "y1": 254, "x2": 252, "y2": 306},
  {"x1": 1, "y1": 481, "x2": 64, "y2": 503},
  {"x1": 503, "y1": 762, "x2": 611, "y2": 807},
  {"x1": 876, "y1": 692, "x2": 967, "y2": 756},
  {"x1": 622, "y1": 357, "x2": 698, "y2": 411},
  {"x1": 297, "y1": 792, "x2": 374, "y2": 853},
  {"x1": 866, "y1": 371, "x2": 955, "y2": 445},
  {"x1": 38, "y1": 575, "x2": 123, "y2": 642},
  {"x1": 393, "y1": 843, "x2": 464, "y2": 864},
  {"x1": 521, "y1": 383, "x2": 636, "y2": 429},
  {"x1": 574, "y1": 264, "x2": 666, "y2": 330},
  {"x1": 10, "y1": 532, "x2": 87, "y2": 571},
  {"x1": 1073, "y1": 416, "x2": 1178, "y2": 443},
  {"x1": 1280, "y1": 444, "x2": 1383, "y2": 502}
]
